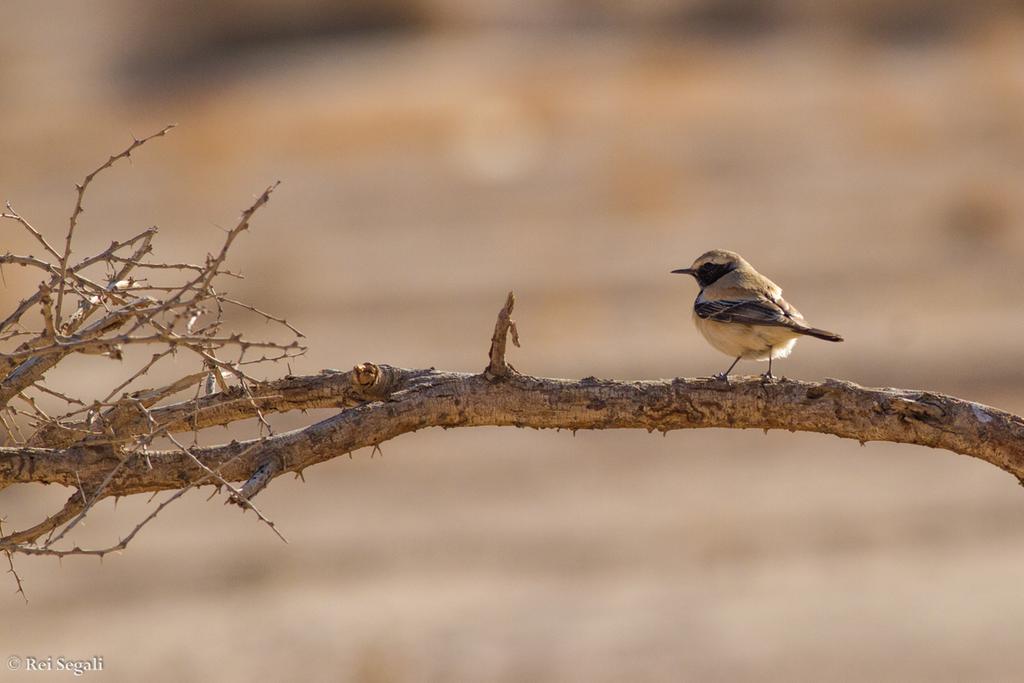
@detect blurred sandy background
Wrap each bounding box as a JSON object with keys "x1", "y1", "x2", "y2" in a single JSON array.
[{"x1": 3, "y1": 1, "x2": 1024, "y2": 680}]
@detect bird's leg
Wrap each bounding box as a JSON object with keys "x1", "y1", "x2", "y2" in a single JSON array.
[
  {"x1": 714, "y1": 356, "x2": 741, "y2": 381},
  {"x1": 762, "y1": 349, "x2": 775, "y2": 382}
]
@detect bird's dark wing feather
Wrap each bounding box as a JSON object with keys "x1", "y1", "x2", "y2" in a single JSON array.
[{"x1": 694, "y1": 298, "x2": 803, "y2": 328}]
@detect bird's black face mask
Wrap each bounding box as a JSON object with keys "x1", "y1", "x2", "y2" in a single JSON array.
[{"x1": 694, "y1": 261, "x2": 736, "y2": 288}]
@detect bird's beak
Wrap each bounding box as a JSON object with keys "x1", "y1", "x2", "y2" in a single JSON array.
[{"x1": 671, "y1": 268, "x2": 695, "y2": 276}]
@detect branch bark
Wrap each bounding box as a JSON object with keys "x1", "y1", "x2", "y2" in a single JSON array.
[{"x1": 4, "y1": 365, "x2": 1024, "y2": 506}]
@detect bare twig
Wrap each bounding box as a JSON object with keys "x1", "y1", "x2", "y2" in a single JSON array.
[
  {"x1": 56, "y1": 124, "x2": 176, "y2": 322},
  {"x1": 0, "y1": 519, "x2": 27, "y2": 603},
  {"x1": 9, "y1": 487, "x2": 189, "y2": 558},
  {"x1": 1, "y1": 204, "x2": 63, "y2": 261},
  {"x1": 165, "y1": 434, "x2": 286, "y2": 544},
  {"x1": 219, "y1": 296, "x2": 305, "y2": 337}
]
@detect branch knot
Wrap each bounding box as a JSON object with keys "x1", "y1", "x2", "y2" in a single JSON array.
[{"x1": 352, "y1": 362, "x2": 398, "y2": 400}]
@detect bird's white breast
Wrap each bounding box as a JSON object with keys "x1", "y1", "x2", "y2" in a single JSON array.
[{"x1": 691, "y1": 309, "x2": 799, "y2": 361}]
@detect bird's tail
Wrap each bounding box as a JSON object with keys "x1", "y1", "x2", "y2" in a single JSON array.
[{"x1": 798, "y1": 326, "x2": 844, "y2": 342}]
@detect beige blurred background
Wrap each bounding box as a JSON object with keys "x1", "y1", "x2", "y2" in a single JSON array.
[{"x1": 3, "y1": 0, "x2": 1024, "y2": 680}]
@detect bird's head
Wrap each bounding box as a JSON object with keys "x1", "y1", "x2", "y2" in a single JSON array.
[{"x1": 672, "y1": 249, "x2": 747, "y2": 288}]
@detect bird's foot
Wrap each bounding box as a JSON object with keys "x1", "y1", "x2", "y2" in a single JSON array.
[
  {"x1": 760, "y1": 371, "x2": 776, "y2": 384},
  {"x1": 712, "y1": 372, "x2": 731, "y2": 383}
]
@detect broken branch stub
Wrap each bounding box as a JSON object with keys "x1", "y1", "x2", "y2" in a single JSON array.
[{"x1": 486, "y1": 291, "x2": 520, "y2": 380}]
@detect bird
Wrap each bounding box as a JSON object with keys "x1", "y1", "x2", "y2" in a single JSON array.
[{"x1": 671, "y1": 249, "x2": 843, "y2": 381}]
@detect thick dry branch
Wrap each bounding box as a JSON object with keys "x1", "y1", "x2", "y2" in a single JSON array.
[
  {"x1": 4, "y1": 367, "x2": 1024, "y2": 507},
  {"x1": 31, "y1": 368, "x2": 376, "y2": 448}
]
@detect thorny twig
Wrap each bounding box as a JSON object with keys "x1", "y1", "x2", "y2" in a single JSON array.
[
  {"x1": 56, "y1": 124, "x2": 176, "y2": 323},
  {"x1": 0, "y1": 519, "x2": 26, "y2": 603},
  {"x1": 0, "y1": 127, "x2": 302, "y2": 565}
]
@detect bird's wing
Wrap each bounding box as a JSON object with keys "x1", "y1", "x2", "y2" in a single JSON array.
[
  {"x1": 772, "y1": 294, "x2": 804, "y2": 322},
  {"x1": 694, "y1": 297, "x2": 804, "y2": 328}
]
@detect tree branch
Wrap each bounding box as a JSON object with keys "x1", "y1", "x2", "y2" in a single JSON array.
[
  {"x1": 29, "y1": 368, "x2": 375, "y2": 448},
  {"x1": 3, "y1": 366, "x2": 1023, "y2": 506},
  {"x1": 4, "y1": 131, "x2": 1023, "y2": 571},
  {"x1": 6, "y1": 291, "x2": 1024, "y2": 548}
]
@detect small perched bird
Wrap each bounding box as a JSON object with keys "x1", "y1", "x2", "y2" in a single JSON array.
[{"x1": 672, "y1": 249, "x2": 843, "y2": 380}]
